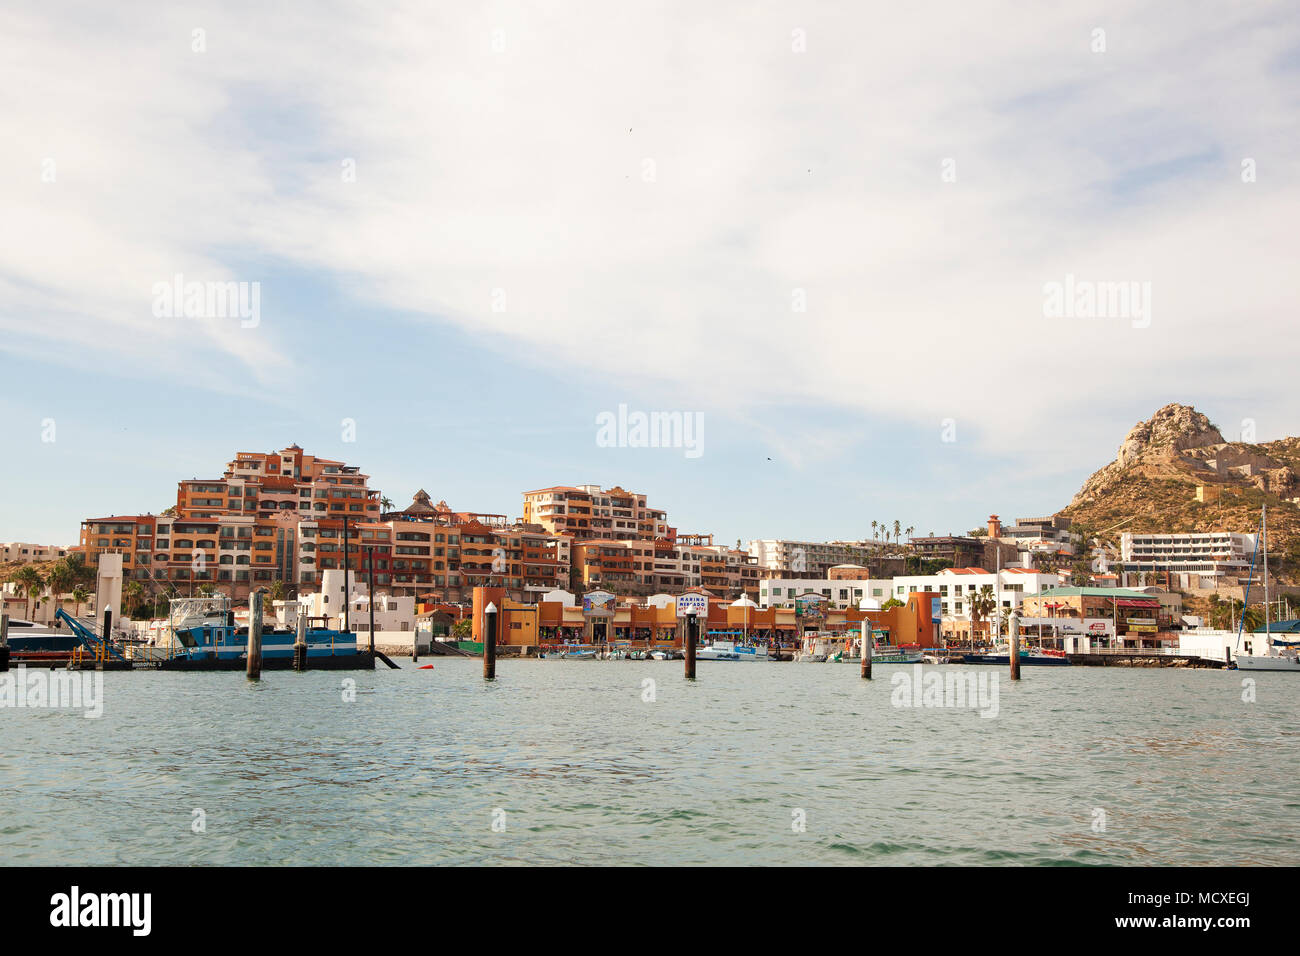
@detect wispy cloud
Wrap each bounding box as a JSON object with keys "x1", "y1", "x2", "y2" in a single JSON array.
[{"x1": 2, "y1": 0, "x2": 1297, "y2": 485}]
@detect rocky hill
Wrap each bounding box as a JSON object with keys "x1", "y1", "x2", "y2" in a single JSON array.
[{"x1": 1058, "y1": 404, "x2": 1300, "y2": 573}]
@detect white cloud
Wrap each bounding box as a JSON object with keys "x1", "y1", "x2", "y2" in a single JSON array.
[{"x1": 1, "y1": 0, "x2": 1296, "y2": 468}]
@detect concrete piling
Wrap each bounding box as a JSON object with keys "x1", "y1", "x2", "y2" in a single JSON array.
[{"x1": 292, "y1": 611, "x2": 308, "y2": 672}]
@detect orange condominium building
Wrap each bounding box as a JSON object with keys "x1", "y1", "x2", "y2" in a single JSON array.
[
  {"x1": 80, "y1": 461, "x2": 573, "y2": 604},
  {"x1": 80, "y1": 445, "x2": 387, "y2": 601},
  {"x1": 524, "y1": 486, "x2": 760, "y2": 598}
]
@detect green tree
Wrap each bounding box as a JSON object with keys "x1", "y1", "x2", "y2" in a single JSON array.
[
  {"x1": 123, "y1": 580, "x2": 145, "y2": 618},
  {"x1": 66, "y1": 552, "x2": 95, "y2": 585},
  {"x1": 10, "y1": 565, "x2": 44, "y2": 620},
  {"x1": 1069, "y1": 557, "x2": 1092, "y2": 586},
  {"x1": 969, "y1": 585, "x2": 997, "y2": 640},
  {"x1": 46, "y1": 561, "x2": 74, "y2": 603},
  {"x1": 71, "y1": 585, "x2": 89, "y2": 619}
]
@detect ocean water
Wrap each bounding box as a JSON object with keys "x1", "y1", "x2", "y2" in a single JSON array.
[{"x1": 2, "y1": 658, "x2": 1297, "y2": 866}]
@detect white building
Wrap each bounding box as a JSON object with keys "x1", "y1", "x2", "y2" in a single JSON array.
[
  {"x1": 996, "y1": 516, "x2": 1075, "y2": 555},
  {"x1": 748, "y1": 539, "x2": 881, "y2": 576},
  {"x1": 759, "y1": 577, "x2": 892, "y2": 609},
  {"x1": 1119, "y1": 531, "x2": 1257, "y2": 588},
  {"x1": 286, "y1": 568, "x2": 416, "y2": 633},
  {"x1": 891, "y1": 567, "x2": 1063, "y2": 621},
  {"x1": 1, "y1": 542, "x2": 73, "y2": 563}
]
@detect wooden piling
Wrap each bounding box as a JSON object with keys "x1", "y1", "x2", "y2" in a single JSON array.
[
  {"x1": 366, "y1": 546, "x2": 376, "y2": 657},
  {"x1": 292, "y1": 611, "x2": 308, "y2": 672},
  {"x1": 0, "y1": 611, "x2": 9, "y2": 673},
  {"x1": 247, "y1": 590, "x2": 263, "y2": 680},
  {"x1": 483, "y1": 602, "x2": 497, "y2": 680},
  {"x1": 685, "y1": 611, "x2": 698, "y2": 679},
  {"x1": 1008, "y1": 611, "x2": 1021, "y2": 681},
  {"x1": 860, "y1": 620, "x2": 872, "y2": 680},
  {"x1": 101, "y1": 608, "x2": 112, "y2": 664}
]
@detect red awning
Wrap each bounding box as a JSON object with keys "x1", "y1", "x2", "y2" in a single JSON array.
[{"x1": 1114, "y1": 598, "x2": 1159, "y2": 607}]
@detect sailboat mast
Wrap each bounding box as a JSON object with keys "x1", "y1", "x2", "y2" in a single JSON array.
[{"x1": 1263, "y1": 504, "x2": 1271, "y2": 637}]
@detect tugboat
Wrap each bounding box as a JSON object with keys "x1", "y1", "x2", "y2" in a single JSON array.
[{"x1": 157, "y1": 597, "x2": 374, "y2": 670}]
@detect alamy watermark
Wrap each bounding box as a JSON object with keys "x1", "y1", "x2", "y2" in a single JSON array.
[
  {"x1": 0, "y1": 666, "x2": 103, "y2": 718},
  {"x1": 595, "y1": 403, "x2": 703, "y2": 459},
  {"x1": 1043, "y1": 274, "x2": 1151, "y2": 329},
  {"x1": 152, "y1": 273, "x2": 260, "y2": 328},
  {"x1": 890, "y1": 665, "x2": 999, "y2": 718},
  {"x1": 49, "y1": 887, "x2": 150, "y2": 936}
]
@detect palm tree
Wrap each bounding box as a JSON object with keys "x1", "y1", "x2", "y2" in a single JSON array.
[
  {"x1": 1240, "y1": 603, "x2": 1265, "y2": 634},
  {"x1": 59, "y1": 553, "x2": 97, "y2": 596},
  {"x1": 380, "y1": 496, "x2": 395, "y2": 513},
  {"x1": 969, "y1": 585, "x2": 997, "y2": 641},
  {"x1": 871, "y1": 520, "x2": 878, "y2": 541},
  {"x1": 10, "y1": 565, "x2": 43, "y2": 620},
  {"x1": 28, "y1": 581, "x2": 45, "y2": 620},
  {"x1": 1208, "y1": 593, "x2": 1232, "y2": 630},
  {"x1": 906, "y1": 525, "x2": 915, "y2": 543},
  {"x1": 893, "y1": 520, "x2": 902, "y2": 545},
  {"x1": 46, "y1": 561, "x2": 74, "y2": 605},
  {"x1": 71, "y1": 585, "x2": 89, "y2": 619},
  {"x1": 123, "y1": 580, "x2": 144, "y2": 618}
]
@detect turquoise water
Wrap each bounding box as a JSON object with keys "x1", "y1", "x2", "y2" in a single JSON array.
[{"x1": 2, "y1": 659, "x2": 1297, "y2": 865}]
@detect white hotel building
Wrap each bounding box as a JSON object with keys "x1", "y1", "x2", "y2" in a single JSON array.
[{"x1": 1119, "y1": 531, "x2": 1257, "y2": 589}]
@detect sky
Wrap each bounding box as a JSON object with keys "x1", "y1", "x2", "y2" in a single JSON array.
[{"x1": 1, "y1": 1, "x2": 1298, "y2": 548}]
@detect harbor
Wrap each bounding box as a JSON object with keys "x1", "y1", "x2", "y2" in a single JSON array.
[{"x1": 2, "y1": 658, "x2": 1297, "y2": 867}]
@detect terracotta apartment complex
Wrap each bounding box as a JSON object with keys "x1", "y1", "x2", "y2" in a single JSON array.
[{"x1": 77, "y1": 450, "x2": 759, "y2": 604}]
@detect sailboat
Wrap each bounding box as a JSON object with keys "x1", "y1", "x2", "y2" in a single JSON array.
[{"x1": 1235, "y1": 505, "x2": 1300, "y2": 672}]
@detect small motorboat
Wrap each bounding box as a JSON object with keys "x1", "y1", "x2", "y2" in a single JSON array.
[{"x1": 961, "y1": 645, "x2": 1070, "y2": 666}]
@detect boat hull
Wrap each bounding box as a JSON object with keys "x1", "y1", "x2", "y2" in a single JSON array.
[
  {"x1": 158, "y1": 652, "x2": 377, "y2": 671},
  {"x1": 1235, "y1": 654, "x2": 1300, "y2": 672},
  {"x1": 962, "y1": 653, "x2": 1071, "y2": 666}
]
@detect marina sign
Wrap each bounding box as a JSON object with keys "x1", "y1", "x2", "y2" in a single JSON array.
[{"x1": 675, "y1": 593, "x2": 709, "y2": 617}]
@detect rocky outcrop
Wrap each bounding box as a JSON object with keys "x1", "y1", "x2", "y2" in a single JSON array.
[
  {"x1": 1072, "y1": 404, "x2": 1224, "y2": 506},
  {"x1": 1057, "y1": 404, "x2": 1300, "y2": 578}
]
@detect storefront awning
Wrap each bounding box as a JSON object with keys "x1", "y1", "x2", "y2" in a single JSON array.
[{"x1": 1114, "y1": 598, "x2": 1159, "y2": 608}]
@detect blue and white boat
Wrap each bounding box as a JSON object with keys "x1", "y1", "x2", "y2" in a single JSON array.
[
  {"x1": 158, "y1": 597, "x2": 372, "y2": 670},
  {"x1": 696, "y1": 639, "x2": 769, "y2": 661},
  {"x1": 539, "y1": 643, "x2": 597, "y2": 659},
  {"x1": 961, "y1": 644, "x2": 1070, "y2": 666}
]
